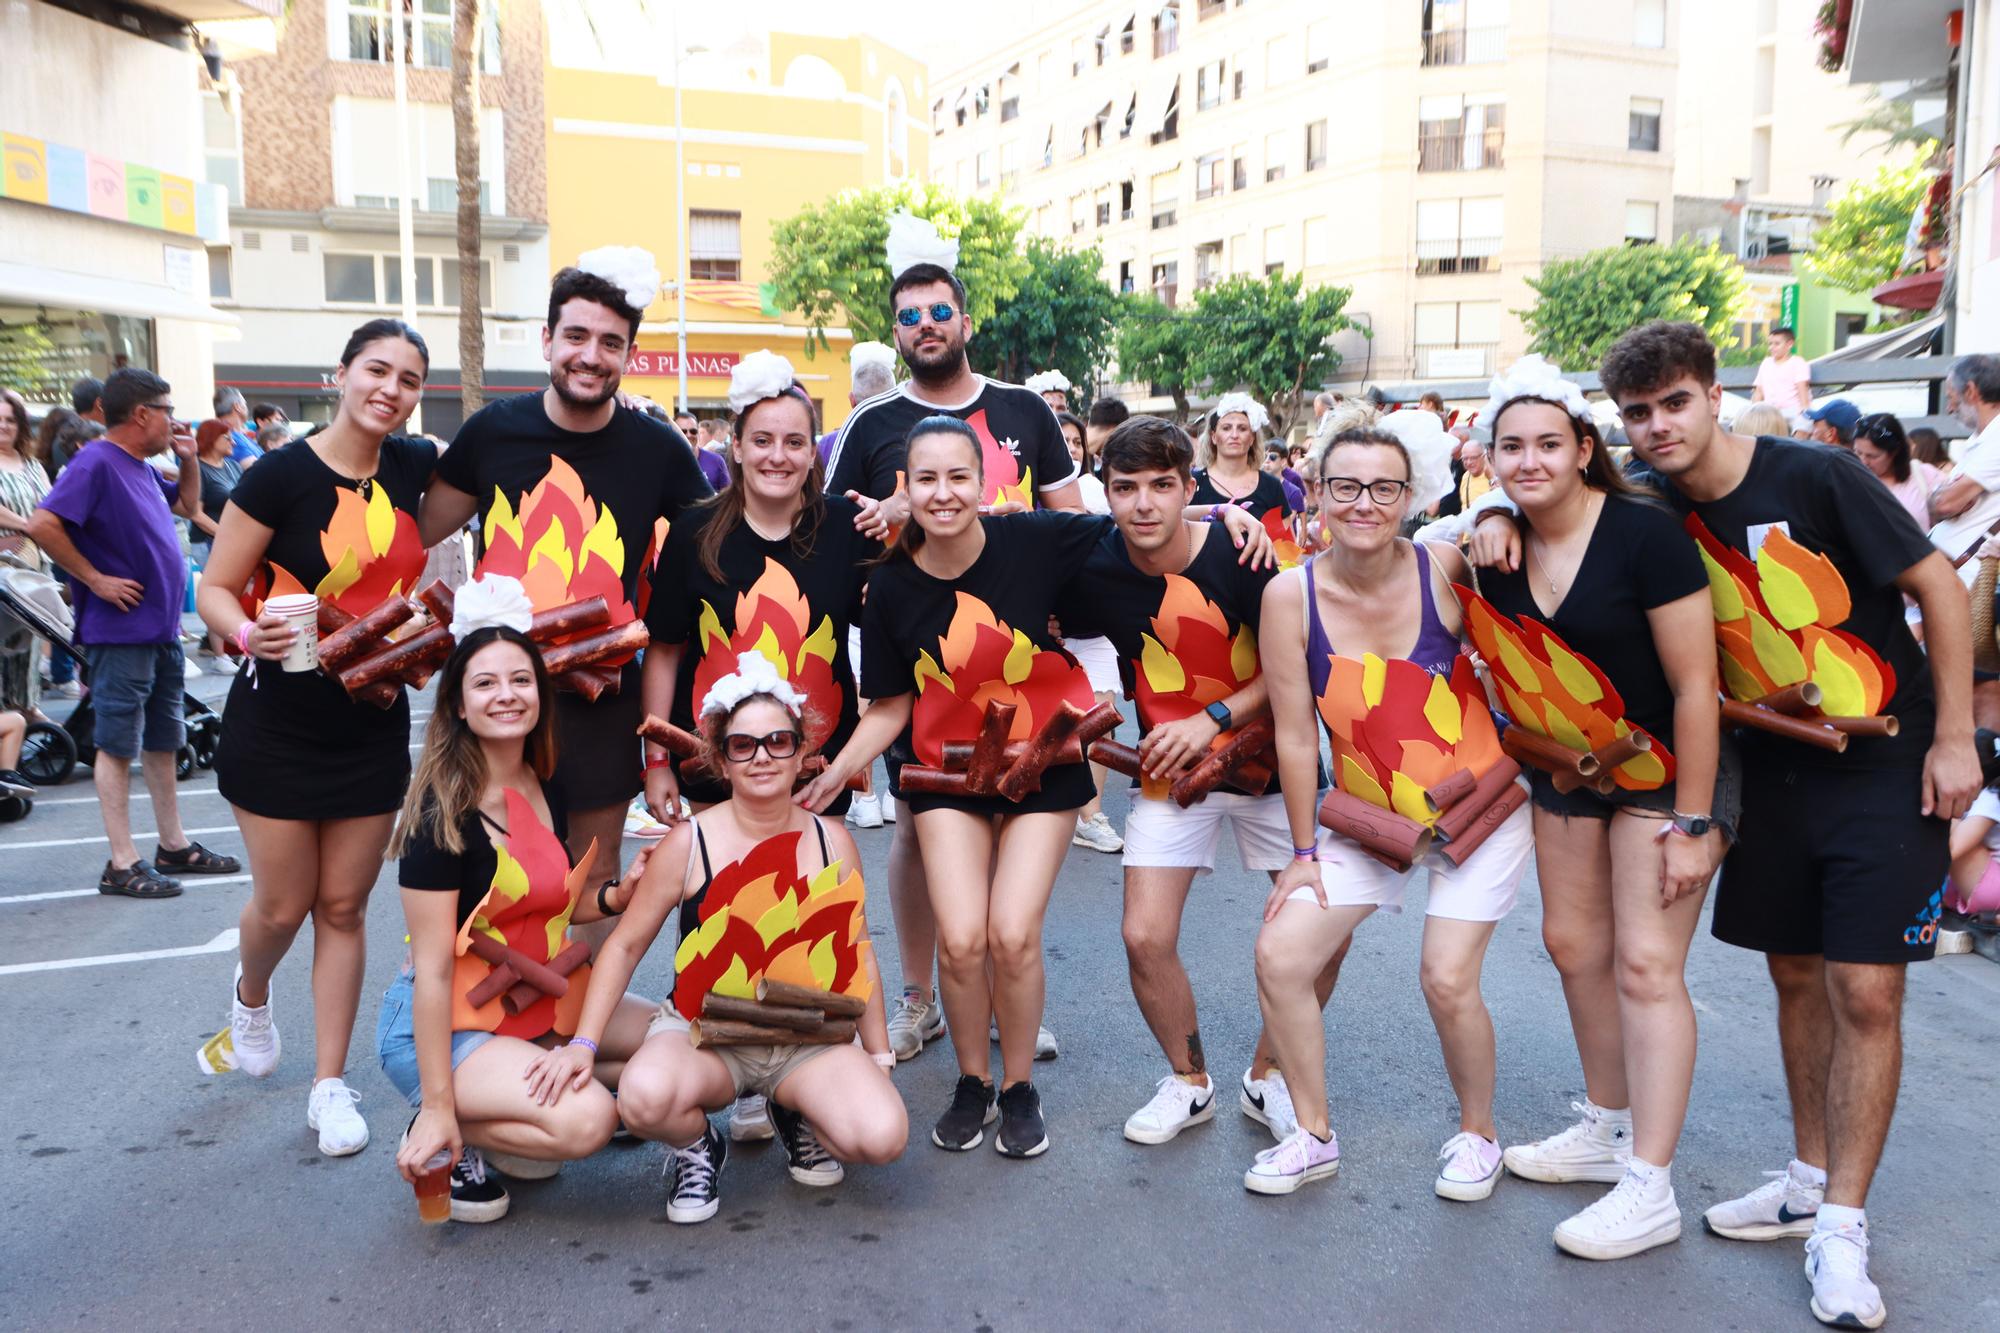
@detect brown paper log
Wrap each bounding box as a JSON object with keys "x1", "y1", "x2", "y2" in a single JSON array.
[
  {"x1": 539, "y1": 620, "x2": 650, "y2": 676},
  {"x1": 895, "y1": 766, "x2": 973, "y2": 795},
  {"x1": 1316, "y1": 787, "x2": 1429, "y2": 868},
  {"x1": 1499, "y1": 726, "x2": 1600, "y2": 777},
  {"x1": 1171, "y1": 716, "x2": 1278, "y2": 808},
  {"x1": 1434, "y1": 756, "x2": 1526, "y2": 843},
  {"x1": 1753, "y1": 682, "x2": 1823, "y2": 716},
  {"x1": 689, "y1": 1017, "x2": 857, "y2": 1048},
  {"x1": 316, "y1": 596, "x2": 418, "y2": 672},
  {"x1": 755, "y1": 977, "x2": 869, "y2": 1018},
  {"x1": 339, "y1": 623, "x2": 452, "y2": 692},
  {"x1": 1423, "y1": 768, "x2": 1478, "y2": 815},
  {"x1": 1586, "y1": 731, "x2": 1652, "y2": 774},
  {"x1": 700, "y1": 993, "x2": 827, "y2": 1032},
  {"x1": 465, "y1": 934, "x2": 569, "y2": 997},
  {"x1": 1720, "y1": 699, "x2": 1849, "y2": 753},
  {"x1": 1226, "y1": 754, "x2": 1276, "y2": 796},
  {"x1": 941, "y1": 738, "x2": 1084, "y2": 770},
  {"x1": 1438, "y1": 782, "x2": 1528, "y2": 867},
  {"x1": 524, "y1": 595, "x2": 612, "y2": 644},
  {"x1": 1820, "y1": 714, "x2": 1899, "y2": 738},
  {"x1": 638, "y1": 715, "x2": 703, "y2": 759},
  {"x1": 464, "y1": 962, "x2": 523, "y2": 1011},
  {"x1": 502, "y1": 939, "x2": 592, "y2": 1015},
  {"x1": 998, "y1": 703, "x2": 1089, "y2": 801},
  {"x1": 555, "y1": 665, "x2": 621, "y2": 700},
  {"x1": 1087, "y1": 737, "x2": 1143, "y2": 778},
  {"x1": 965, "y1": 700, "x2": 1018, "y2": 793},
  {"x1": 317, "y1": 602, "x2": 356, "y2": 636},
  {"x1": 416, "y1": 580, "x2": 455, "y2": 627},
  {"x1": 1074, "y1": 701, "x2": 1124, "y2": 747}
]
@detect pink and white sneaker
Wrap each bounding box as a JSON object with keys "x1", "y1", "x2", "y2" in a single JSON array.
[
  {"x1": 1243, "y1": 1126, "x2": 1341, "y2": 1196},
  {"x1": 1435, "y1": 1131, "x2": 1504, "y2": 1201}
]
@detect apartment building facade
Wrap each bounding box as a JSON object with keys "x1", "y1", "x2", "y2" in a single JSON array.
[{"x1": 929, "y1": 0, "x2": 1678, "y2": 401}]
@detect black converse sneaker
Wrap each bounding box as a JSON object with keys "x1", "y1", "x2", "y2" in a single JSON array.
[
  {"x1": 770, "y1": 1101, "x2": 845, "y2": 1186},
  {"x1": 449, "y1": 1147, "x2": 510, "y2": 1223},
  {"x1": 994, "y1": 1081, "x2": 1049, "y2": 1159},
  {"x1": 665, "y1": 1122, "x2": 727, "y2": 1224},
  {"x1": 931, "y1": 1074, "x2": 998, "y2": 1151}
]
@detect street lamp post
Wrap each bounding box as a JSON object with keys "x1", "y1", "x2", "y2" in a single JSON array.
[
  {"x1": 671, "y1": 4, "x2": 689, "y2": 414},
  {"x1": 390, "y1": 0, "x2": 422, "y2": 432}
]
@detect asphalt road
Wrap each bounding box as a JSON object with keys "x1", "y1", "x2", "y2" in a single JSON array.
[{"x1": 4, "y1": 662, "x2": 1998, "y2": 1331}]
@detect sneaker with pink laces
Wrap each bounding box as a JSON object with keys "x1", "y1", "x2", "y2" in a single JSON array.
[
  {"x1": 1434, "y1": 1131, "x2": 1504, "y2": 1201},
  {"x1": 1243, "y1": 1126, "x2": 1341, "y2": 1196}
]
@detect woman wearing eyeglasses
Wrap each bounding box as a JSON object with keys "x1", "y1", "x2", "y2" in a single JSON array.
[
  {"x1": 1851, "y1": 414, "x2": 1942, "y2": 532},
  {"x1": 1250, "y1": 419, "x2": 1535, "y2": 1202}
]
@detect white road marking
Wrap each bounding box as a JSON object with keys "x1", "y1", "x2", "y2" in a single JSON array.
[
  {"x1": 0, "y1": 872, "x2": 252, "y2": 906},
  {"x1": 0, "y1": 928, "x2": 239, "y2": 977},
  {"x1": 0, "y1": 825, "x2": 238, "y2": 852},
  {"x1": 32, "y1": 786, "x2": 222, "y2": 807}
]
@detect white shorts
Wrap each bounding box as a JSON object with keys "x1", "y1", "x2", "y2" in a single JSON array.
[
  {"x1": 848, "y1": 625, "x2": 864, "y2": 688},
  {"x1": 1286, "y1": 793, "x2": 1532, "y2": 921},
  {"x1": 1064, "y1": 635, "x2": 1121, "y2": 695},
  {"x1": 1124, "y1": 789, "x2": 1294, "y2": 874}
]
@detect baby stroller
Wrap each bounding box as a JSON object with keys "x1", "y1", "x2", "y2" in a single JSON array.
[{"x1": 0, "y1": 559, "x2": 222, "y2": 810}]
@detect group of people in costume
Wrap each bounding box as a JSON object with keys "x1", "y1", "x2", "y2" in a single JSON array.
[{"x1": 176, "y1": 222, "x2": 1973, "y2": 1332}]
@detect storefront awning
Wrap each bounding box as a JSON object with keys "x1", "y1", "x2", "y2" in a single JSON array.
[{"x1": 0, "y1": 260, "x2": 238, "y2": 328}]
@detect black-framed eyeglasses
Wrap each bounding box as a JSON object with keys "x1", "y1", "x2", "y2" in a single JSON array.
[
  {"x1": 895, "y1": 302, "x2": 959, "y2": 328},
  {"x1": 721, "y1": 729, "x2": 802, "y2": 763},
  {"x1": 141, "y1": 399, "x2": 176, "y2": 416},
  {"x1": 1318, "y1": 476, "x2": 1410, "y2": 505}
]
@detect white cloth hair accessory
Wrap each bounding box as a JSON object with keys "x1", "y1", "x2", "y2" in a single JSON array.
[
  {"x1": 850, "y1": 341, "x2": 897, "y2": 373},
  {"x1": 449, "y1": 574, "x2": 534, "y2": 641},
  {"x1": 727, "y1": 350, "x2": 798, "y2": 416},
  {"x1": 1025, "y1": 369, "x2": 1072, "y2": 394},
  {"x1": 575, "y1": 245, "x2": 661, "y2": 313},
  {"x1": 1374, "y1": 409, "x2": 1459, "y2": 512},
  {"x1": 700, "y1": 651, "x2": 807, "y2": 719},
  {"x1": 1481, "y1": 355, "x2": 1592, "y2": 434},
  {"x1": 885, "y1": 211, "x2": 959, "y2": 277},
  {"x1": 1211, "y1": 392, "x2": 1270, "y2": 434}
]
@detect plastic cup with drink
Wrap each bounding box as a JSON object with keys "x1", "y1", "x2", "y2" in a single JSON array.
[
  {"x1": 263, "y1": 593, "x2": 320, "y2": 673},
  {"x1": 411, "y1": 1147, "x2": 453, "y2": 1224}
]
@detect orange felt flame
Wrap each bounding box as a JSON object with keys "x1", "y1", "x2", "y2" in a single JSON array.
[
  {"x1": 911, "y1": 592, "x2": 1096, "y2": 767},
  {"x1": 690, "y1": 559, "x2": 841, "y2": 748},
  {"x1": 477, "y1": 456, "x2": 633, "y2": 635},
  {"x1": 1318, "y1": 652, "x2": 1505, "y2": 825},
  {"x1": 1136, "y1": 574, "x2": 1263, "y2": 758},
  {"x1": 1260, "y1": 507, "x2": 1303, "y2": 569}
]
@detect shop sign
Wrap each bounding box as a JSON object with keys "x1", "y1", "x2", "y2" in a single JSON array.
[
  {"x1": 1, "y1": 130, "x2": 227, "y2": 243},
  {"x1": 629, "y1": 350, "x2": 741, "y2": 378}
]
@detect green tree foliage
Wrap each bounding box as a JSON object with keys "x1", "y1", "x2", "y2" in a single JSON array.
[
  {"x1": 969, "y1": 237, "x2": 1124, "y2": 404},
  {"x1": 1800, "y1": 146, "x2": 1935, "y2": 296},
  {"x1": 767, "y1": 182, "x2": 1028, "y2": 353},
  {"x1": 1187, "y1": 274, "x2": 1359, "y2": 436},
  {"x1": 1519, "y1": 241, "x2": 1747, "y2": 372},
  {"x1": 1115, "y1": 295, "x2": 1203, "y2": 425}
]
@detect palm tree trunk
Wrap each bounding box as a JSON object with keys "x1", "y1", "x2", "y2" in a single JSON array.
[{"x1": 451, "y1": 0, "x2": 485, "y2": 416}]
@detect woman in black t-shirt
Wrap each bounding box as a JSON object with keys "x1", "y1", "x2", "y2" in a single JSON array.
[
  {"x1": 1192, "y1": 394, "x2": 1293, "y2": 521},
  {"x1": 1471, "y1": 369, "x2": 1722, "y2": 1260},
  {"x1": 192, "y1": 320, "x2": 441, "y2": 1156},
  {"x1": 383, "y1": 618, "x2": 655, "y2": 1223}
]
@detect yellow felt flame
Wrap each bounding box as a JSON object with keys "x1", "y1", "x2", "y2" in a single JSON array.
[
  {"x1": 1495, "y1": 634, "x2": 1540, "y2": 693},
  {"x1": 753, "y1": 888, "x2": 801, "y2": 947},
  {"x1": 484, "y1": 487, "x2": 521, "y2": 550},
  {"x1": 1618, "y1": 748, "x2": 1668, "y2": 786},
  {"x1": 579, "y1": 505, "x2": 625, "y2": 575},
  {"x1": 1697, "y1": 545, "x2": 1746, "y2": 622},
  {"x1": 1756, "y1": 542, "x2": 1819, "y2": 632},
  {"x1": 1721, "y1": 653, "x2": 1767, "y2": 702},
  {"x1": 363, "y1": 482, "x2": 396, "y2": 556},
  {"x1": 1230, "y1": 625, "x2": 1258, "y2": 683},
  {"x1": 1339, "y1": 752, "x2": 1390, "y2": 808},
  {"x1": 527, "y1": 516, "x2": 574, "y2": 582},
  {"x1": 1423, "y1": 672, "x2": 1463, "y2": 745},
  {"x1": 1750, "y1": 612, "x2": 1808, "y2": 685},
  {"x1": 1544, "y1": 639, "x2": 1604, "y2": 705},
  {"x1": 914, "y1": 649, "x2": 952, "y2": 694},
  {"x1": 1360, "y1": 653, "x2": 1386, "y2": 708},
  {"x1": 1140, "y1": 633, "x2": 1186, "y2": 694},
  {"x1": 1810, "y1": 636, "x2": 1867, "y2": 717},
  {"x1": 1003, "y1": 630, "x2": 1035, "y2": 685},
  {"x1": 696, "y1": 600, "x2": 728, "y2": 653},
  {"x1": 712, "y1": 955, "x2": 754, "y2": 1000},
  {"x1": 809, "y1": 934, "x2": 837, "y2": 990},
  {"x1": 315, "y1": 545, "x2": 362, "y2": 602},
  {"x1": 1542, "y1": 701, "x2": 1591, "y2": 752},
  {"x1": 801, "y1": 614, "x2": 837, "y2": 664},
  {"x1": 1389, "y1": 771, "x2": 1434, "y2": 827},
  {"x1": 752, "y1": 622, "x2": 785, "y2": 675}
]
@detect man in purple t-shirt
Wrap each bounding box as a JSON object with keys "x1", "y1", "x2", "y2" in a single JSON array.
[{"x1": 29, "y1": 368, "x2": 240, "y2": 899}]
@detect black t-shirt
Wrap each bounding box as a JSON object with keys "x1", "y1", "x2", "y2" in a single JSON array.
[
  {"x1": 398, "y1": 781, "x2": 572, "y2": 928},
  {"x1": 1191, "y1": 469, "x2": 1293, "y2": 520},
  {"x1": 195, "y1": 457, "x2": 241, "y2": 545},
  {"x1": 1481, "y1": 491, "x2": 1708, "y2": 748},
  {"x1": 1635, "y1": 436, "x2": 1938, "y2": 769},
  {"x1": 436, "y1": 392, "x2": 711, "y2": 625},
  {"x1": 825, "y1": 377, "x2": 1081, "y2": 505},
  {"x1": 643, "y1": 496, "x2": 878, "y2": 802}
]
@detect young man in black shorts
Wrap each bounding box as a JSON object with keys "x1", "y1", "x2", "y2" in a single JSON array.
[{"x1": 1481, "y1": 321, "x2": 1976, "y2": 1329}]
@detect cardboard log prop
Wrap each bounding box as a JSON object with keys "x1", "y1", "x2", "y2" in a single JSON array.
[
  {"x1": 1423, "y1": 768, "x2": 1477, "y2": 815},
  {"x1": 897, "y1": 701, "x2": 1118, "y2": 800},
  {"x1": 463, "y1": 933, "x2": 590, "y2": 1016},
  {"x1": 417, "y1": 581, "x2": 455, "y2": 627},
  {"x1": 997, "y1": 702, "x2": 1120, "y2": 801},
  {"x1": 1720, "y1": 699, "x2": 1850, "y2": 753},
  {"x1": 1317, "y1": 787, "x2": 1430, "y2": 871},
  {"x1": 756, "y1": 977, "x2": 869, "y2": 1019},
  {"x1": 689, "y1": 1017, "x2": 857, "y2": 1048},
  {"x1": 1499, "y1": 726, "x2": 1600, "y2": 779},
  {"x1": 526, "y1": 596, "x2": 612, "y2": 643},
  {"x1": 555, "y1": 664, "x2": 622, "y2": 700},
  {"x1": 316, "y1": 596, "x2": 415, "y2": 671},
  {"x1": 941, "y1": 738, "x2": 1085, "y2": 769},
  {"x1": 634, "y1": 715, "x2": 861, "y2": 791},
  {"x1": 540, "y1": 620, "x2": 651, "y2": 677},
  {"x1": 1086, "y1": 736, "x2": 1274, "y2": 797},
  {"x1": 1586, "y1": 732, "x2": 1652, "y2": 774},
  {"x1": 1757, "y1": 682, "x2": 1822, "y2": 716},
  {"x1": 1169, "y1": 716, "x2": 1277, "y2": 808},
  {"x1": 1432, "y1": 756, "x2": 1527, "y2": 844},
  {"x1": 1822, "y1": 714, "x2": 1900, "y2": 738},
  {"x1": 700, "y1": 993, "x2": 828, "y2": 1032},
  {"x1": 1438, "y1": 781, "x2": 1529, "y2": 867},
  {"x1": 964, "y1": 701, "x2": 1018, "y2": 794}
]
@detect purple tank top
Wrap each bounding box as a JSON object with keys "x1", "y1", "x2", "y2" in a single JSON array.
[{"x1": 1305, "y1": 542, "x2": 1460, "y2": 698}]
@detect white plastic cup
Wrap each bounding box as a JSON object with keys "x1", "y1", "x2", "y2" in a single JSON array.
[{"x1": 264, "y1": 593, "x2": 320, "y2": 673}]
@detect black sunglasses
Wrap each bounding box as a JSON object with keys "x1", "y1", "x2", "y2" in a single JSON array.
[
  {"x1": 721, "y1": 729, "x2": 802, "y2": 763},
  {"x1": 896, "y1": 302, "x2": 958, "y2": 328}
]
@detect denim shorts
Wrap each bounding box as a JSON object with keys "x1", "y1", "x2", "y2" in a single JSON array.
[
  {"x1": 85, "y1": 642, "x2": 185, "y2": 760},
  {"x1": 375, "y1": 968, "x2": 495, "y2": 1108}
]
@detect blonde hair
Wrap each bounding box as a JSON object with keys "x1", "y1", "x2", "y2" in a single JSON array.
[
  {"x1": 1731, "y1": 403, "x2": 1790, "y2": 438},
  {"x1": 1308, "y1": 400, "x2": 1382, "y2": 476}
]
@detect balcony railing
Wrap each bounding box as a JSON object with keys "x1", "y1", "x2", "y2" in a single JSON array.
[
  {"x1": 1415, "y1": 237, "x2": 1501, "y2": 275},
  {"x1": 1421, "y1": 26, "x2": 1506, "y2": 66},
  {"x1": 1414, "y1": 343, "x2": 1499, "y2": 377},
  {"x1": 1418, "y1": 129, "x2": 1504, "y2": 172}
]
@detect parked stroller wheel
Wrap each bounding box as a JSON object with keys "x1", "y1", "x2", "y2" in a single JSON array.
[
  {"x1": 19, "y1": 722, "x2": 77, "y2": 787},
  {"x1": 0, "y1": 795, "x2": 28, "y2": 822},
  {"x1": 176, "y1": 746, "x2": 196, "y2": 781}
]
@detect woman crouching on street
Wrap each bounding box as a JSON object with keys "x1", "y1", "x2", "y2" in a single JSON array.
[
  {"x1": 528, "y1": 653, "x2": 903, "y2": 1224},
  {"x1": 384, "y1": 577, "x2": 658, "y2": 1223}
]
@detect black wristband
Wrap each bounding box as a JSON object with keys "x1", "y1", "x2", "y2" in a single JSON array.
[{"x1": 596, "y1": 878, "x2": 621, "y2": 917}]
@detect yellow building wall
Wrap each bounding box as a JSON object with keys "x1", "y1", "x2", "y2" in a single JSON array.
[{"x1": 544, "y1": 33, "x2": 928, "y2": 427}]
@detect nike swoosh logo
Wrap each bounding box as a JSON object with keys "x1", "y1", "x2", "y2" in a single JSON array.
[
  {"x1": 1245, "y1": 1089, "x2": 1265, "y2": 1110},
  {"x1": 1777, "y1": 1203, "x2": 1818, "y2": 1225}
]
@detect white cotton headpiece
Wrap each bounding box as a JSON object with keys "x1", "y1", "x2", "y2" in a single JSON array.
[
  {"x1": 700, "y1": 651, "x2": 807, "y2": 719},
  {"x1": 1025, "y1": 369, "x2": 1072, "y2": 394},
  {"x1": 575, "y1": 245, "x2": 661, "y2": 313},
  {"x1": 1211, "y1": 392, "x2": 1270, "y2": 434},
  {"x1": 1374, "y1": 409, "x2": 1459, "y2": 512},
  {"x1": 850, "y1": 341, "x2": 897, "y2": 374},
  {"x1": 727, "y1": 350, "x2": 798, "y2": 416},
  {"x1": 885, "y1": 211, "x2": 959, "y2": 277},
  {"x1": 1481, "y1": 355, "x2": 1592, "y2": 435},
  {"x1": 449, "y1": 574, "x2": 534, "y2": 641}
]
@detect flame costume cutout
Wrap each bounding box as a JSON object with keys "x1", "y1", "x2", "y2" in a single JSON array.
[
  {"x1": 1685, "y1": 516, "x2": 1895, "y2": 718},
  {"x1": 673, "y1": 831, "x2": 874, "y2": 1019},
  {"x1": 1260, "y1": 507, "x2": 1304, "y2": 569},
  {"x1": 1317, "y1": 652, "x2": 1506, "y2": 827},
  {"x1": 476, "y1": 455, "x2": 635, "y2": 643},
  {"x1": 243, "y1": 483, "x2": 427, "y2": 619},
  {"x1": 1136, "y1": 573, "x2": 1261, "y2": 742},
  {"x1": 450, "y1": 789, "x2": 595, "y2": 1038},
  {"x1": 690, "y1": 559, "x2": 841, "y2": 748},
  {"x1": 910, "y1": 593, "x2": 1096, "y2": 767},
  {"x1": 1455, "y1": 587, "x2": 1674, "y2": 791},
  {"x1": 963, "y1": 407, "x2": 1034, "y2": 510}
]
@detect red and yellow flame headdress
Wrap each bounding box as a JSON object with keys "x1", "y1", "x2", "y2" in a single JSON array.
[{"x1": 911, "y1": 592, "x2": 1096, "y2": 767}]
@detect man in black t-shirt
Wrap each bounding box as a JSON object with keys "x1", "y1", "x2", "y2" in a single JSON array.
[
  {"x1": 421, "y1": 258, "x2": 711, "y2": 889},
  {"x1": 1479, "y1": 323, "x2": 1975, "y2": 1330}
]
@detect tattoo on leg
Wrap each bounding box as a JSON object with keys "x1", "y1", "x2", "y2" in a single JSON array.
[{"x1": 1185, "y1": 1031, "x2": 1206, "y2": 1075}]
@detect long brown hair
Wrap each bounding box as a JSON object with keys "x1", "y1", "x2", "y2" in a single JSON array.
[
  {"x1": 695, "y1": 387, "x2": 826, "y2": 583},
  {"x1": 1488, "y1": 395, "x2": 1655, "y2": 507},
  {"x1": 886, "y1": 415, "x2": 983, "y2": 563},
  {"x1": 389, "y1": 628, "x2": 558, "y2": 858}
]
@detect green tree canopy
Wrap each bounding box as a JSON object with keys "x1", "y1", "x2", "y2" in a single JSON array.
[
  {"x1": 1799, "y1": 145, "x2": 1935, "y2": 296},
  {"x1": 1187, "y1": 274, "x2": 1360, "y2": 436},
  {"x1": 1519, "y1": 241, "x2": 1746, "y2": 371},
  {"x1": 969, "y1": 237, "x2": 1124, "y2": 404},
  {"x1": 1115, "y1": 295, "x2": 1203, "y2": 425},
  {"x1": 766, "y1": 182, "x2": 1028, "y2": 353}
]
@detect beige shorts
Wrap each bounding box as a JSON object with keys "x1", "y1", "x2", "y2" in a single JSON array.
[
  {"x1": 646, "y1": 1004, "x2": 840, "y2": 1100},
  {"x1": 1286, "y1": 794, "x2": 1533, "y2": 922}
]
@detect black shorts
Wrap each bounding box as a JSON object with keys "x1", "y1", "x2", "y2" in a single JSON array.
[
  {"x1": 1527, "y1": 737, "x2": 1744, "y2": 842},
  {"x1": 1714, "y1": 755, "x2": 1949, "y2": 964},
  {"x1": 553, "y1": 662, "x2": 643, "y2": 811},
  {"x1": 885, "y1": 754, "x2": 1093, "y2": 818}
]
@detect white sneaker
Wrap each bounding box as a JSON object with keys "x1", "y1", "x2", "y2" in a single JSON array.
[
  {"x1": 1240, "y1": 1068, "x2": 1298, "y2": 1141},
  {"x1": 1243, "y1": 1126, "x2": 1341, "y2": 1195},
  {"x1": 1704, "y1": 1161, "x2": 1824, "y2": 1240},
  {"x1": 887, "y1": 989, "x2": 945, "y2": 1061},
  {"x1": 845, "y1": 792, "x2": 884, "y2": 829},
  {"x1": 1503, "y1": 1099, "x2": 1632, "y2": 1183},
  {"x1": 196, "y1": 964, "x2": 280, "y2": 1078},
  {"x1": 1123, "y1": 1074, "x2": 1217, "y2": 1145},
  {"x1": 728, "y1": 1094, "x2": 775, "y2": 1143},
  {"x1": 881, "y1": 795, "x2": 897, "y2": 822},
  {"x1": 1072, "y1": 811, "x2": 1124, "y2": 853},
  {"x1": 306, "y1": 1077, "x2": 370, "y2": 1156},
  {"x1": 1806, "y1": 1222, "x2": 1886, "y2": 1329},
  {"x1": 181, "y1": 654, "x2": 204, "y2": 678},
  {"x1": 1553, "y1": 1167, "x2": 1682, "y2": 1260},
  {"x1": 1435, "y1": 1130, "x2": 1504, "y2": 1201},
  {"x1": 988, "y1": 1018, "x2": 1059, "y2": 1060},
  {"x1": 623, "y1": 799, "x2": 670, "y2": 840}
]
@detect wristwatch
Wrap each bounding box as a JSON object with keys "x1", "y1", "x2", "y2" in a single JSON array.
[
  {"x1": 1669, "y1": 811, "x2": 1713, "y2": 839},
  {"x1": 1204, "y1": 701, "x2": 1233, "y2": 732}
]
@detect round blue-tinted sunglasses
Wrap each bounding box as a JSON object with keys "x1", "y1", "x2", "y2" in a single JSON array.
[{"x1": 896, "y1": 302, "x2": 959, "y2": 327}]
